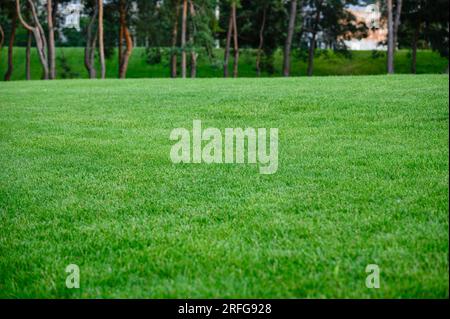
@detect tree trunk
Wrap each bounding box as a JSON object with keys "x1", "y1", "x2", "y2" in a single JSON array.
[
  {"x1": 181, "y1": 0, "x2": 188, "y2": 78},
  {"x1": 4, "y1": 13, "x2": 17, "y2": 81},
  {"x1": 256, "y1": 7, "x2": 267, "y2": 77},
  {"x1": 171, "y1": 0, "x2": 180, "y2": 78},
  {"x1": 90, "y1": 33, "x2": 97, "y2": 77},
  {"x1": 307, "y1": 2, "x2": 321, "y2": 77},
  {"x1": 98, "y1": 0, "x2": 106, "y2": 79},
  {"x1": 190, "y1": 51, "x2": 197, "y2": 78},
  {"x1": 232, "y1": 2, "x2": 239, "y2": 78},
  {"x1": 118, "y1": 0, "x2": 133, "y2": 79},
  {"x1": 119, "y1": 25, "x2": 133, "y2": 79},
  {"x1": 411, "y1": 23, "x2": 419, "y2": 74},
  {"x1": 283, "y1": 0, "x2": 297, "y2": 77},
  {"x1": 118, "y1": 10, "x2": 123, "y2": 73},
  {"x1": 0, "y1": 25, "x2": 4, "y2": 63},
  {"x1": 223, "y1": 11, "x2": 233, "y2": 77},
  {"x1": 189, "y1": 0, "x2": 197, "y2": 78},
  {"x1": 387, "y1": 0, "x2": 395, "y2": 74},
  {"x1": 47, "y1": 0, "x2": 56, "y2": 79},
  {"x1": 85, "y1": 5, "x2": 98, "y2": 79},
  {"x1": 16, "y1": 0, "x2": 49, "y2": 79},
  {"x1": 306, "y1": 35, "x2": 315, "y2": 77},
  {"x1": 26, "y1": 30, "x2": 32, "y2": 80},
  {"x1": 393, "y1": 0, "x2": 402, "y2": 51}
]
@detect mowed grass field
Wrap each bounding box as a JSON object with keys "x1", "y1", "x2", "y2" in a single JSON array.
[{"x1": 0, "y1": 75, "x2": 448, "y2": 298}]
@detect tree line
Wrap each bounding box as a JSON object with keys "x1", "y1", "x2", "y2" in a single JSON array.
[{"x1": 0, "y1": 0, "x2": 448, "y2": 81}]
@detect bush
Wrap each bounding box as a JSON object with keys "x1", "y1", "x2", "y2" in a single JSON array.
[
  {"x1": 145, "y1": 47, "x2": 164, "y2": 65},
  {"x1": 57, "y1": 54, "x2": 79, "y2": 79},
  {"x1": 371, "y1": 50, "x2": 385, "y2": 59}
]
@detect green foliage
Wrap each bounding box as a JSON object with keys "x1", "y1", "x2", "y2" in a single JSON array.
[
  {"x1": 57, "y1": 51, "x2": 80, "y2": 79},
  {"x1": 134, "y1": 0, "x2": 173, "y2": 47},
  {"x1": 371, "y1": 50, "x2": 385, "y2": 59},
  {"x1": 145, "y1": 47, "x2": 164, "y2": 65},
  {"x1": 302, "y1": 0, "x2": 368, "y2": 50},
  {"x1": 1, "y1": 0, "x2": 447, "y2": 64},
  {"x1": 399, "y1": 0, "x2": 449, "y2": 58},
  {"x1": 219, "y1": 0, "x2": 287, "y2": 74}
]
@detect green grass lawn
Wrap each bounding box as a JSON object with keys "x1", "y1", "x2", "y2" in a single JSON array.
[
  {"x1": 0, "y1": 75, "x2": 448, "y2": 298},
  {"x1": 1, "y1": 47, "x2": 448, "y2": 81}
]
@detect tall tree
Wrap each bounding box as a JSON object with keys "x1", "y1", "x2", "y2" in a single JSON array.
[
  {"x1": 16, "y1": 0, "x2": 50, "y2": 79},
  {"x1": 256, "y1": 4, "x2": 267, "y2": 76},
  {"x1": 189, "y1": 0, "x2": 198, "y2": 78},
  {"x1": 118, "y1": 0, "x2": 133, "y2": 79},
  {"x1": 387, "y1": 0, "x2": 395, "y2": 74},
  {"x1": 231, "y1": 0, "x2": 239, "y2": 77},
  {"x1": 98, "y1": 0, "x2": 106, "y2": 79},
  {"x1": 84, "y1": 0, "x2": 98, "y2": 79},
  {"x1": 399, "y1": 0, "x2": 424, "y2": 74},
  {"x1": 26, "y1": 29, "x2": 32, "y2": 80},
  {"x1": 168, "y1": 0, "x2": 216, "y2": 78},
  {"x1": 4, "y1": 8, "x2": 17, "y2": 81},
  {"x1": 223, "y1": 0, "x2": 239, "y2": 77},
  {"x1": 399, "y1": 0, "x2": 448, "y2": 74},
  {"x1": 283, "y1": 0, "x2": 297, "y2": 77},
  {"x1": 47, "y1": 0, "x2": 56, "y2": 79},
  {"x1": 410, "y1": 23, "x2": 419, "y2": 74},
  {"x1": 423, "y1": 0, "x2": 449, "y2": 73},
  {"x1": 303, "y1": 0, "x2": 364, "y2": 77},
  {"x1": 18, "y1": 0, "x2": 32, "y2": 80},
  {"x1": 0, "y1": 25, "x2": 4, "y2": 63},
  {"x1": 223, "y1": 2, "x2": 233, "y2": 77},
  {"x1": 231, "y1": 0, "x2": 286, "y2": 76},
  {"x1": 306, "y1": 0, "x2": 323, "y2": 77},
  {"x1": 181, "y1": 0, "x2": 188, "y2": 78},
  {"x1": 393, "y1": 0, "x2": 403, "y2": 50},
  {"x1": 189, "y1": 0, "x2": 216, "y2": 77},
  {"x1": 171, "y1": 0, "x2": 180, "y2": 78}
]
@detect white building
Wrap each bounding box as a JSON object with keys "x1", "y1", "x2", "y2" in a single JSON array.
[
  {"x1": 59, "y1": 0, "x2": 83, "y2": 32},
  {"x1": 344, "y1": 3, "x2": 387, "y2": 51}
]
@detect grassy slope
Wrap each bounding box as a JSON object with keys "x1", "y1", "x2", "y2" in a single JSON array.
[
  {"x1": 0, "y1": 47, "x2": 448, "y2": 81},
  {"x1": 0, "y1": 75, "x2": 448, "y2": 298}
]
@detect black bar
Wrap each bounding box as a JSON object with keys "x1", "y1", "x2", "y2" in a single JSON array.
[{"x1": 0, "y1": 299, "x2": 448, "y2": 317}]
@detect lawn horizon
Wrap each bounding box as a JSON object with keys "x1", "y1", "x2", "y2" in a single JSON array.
[
  {"x1": 0, "y1": 75, "x2": 448, "y2": 298},
  {"x1": 0, "y1": 72, "x2": 447, "y2": 83},
  {"x1": 1, "y1": 48, "x2": 448, "y2": 82}
]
